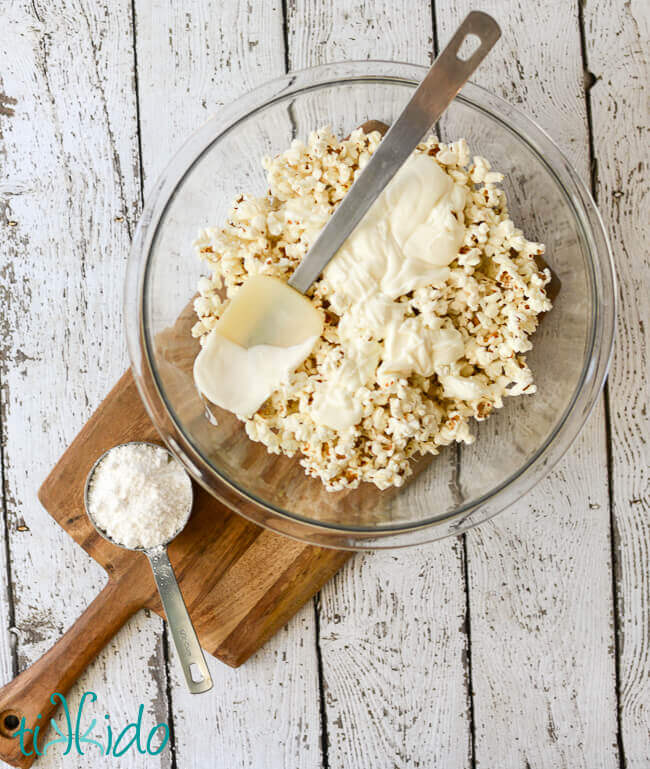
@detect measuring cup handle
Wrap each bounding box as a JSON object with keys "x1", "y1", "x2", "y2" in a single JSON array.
[{"x1": 146, "y1": 548, "x2": 213, "y2": 694}]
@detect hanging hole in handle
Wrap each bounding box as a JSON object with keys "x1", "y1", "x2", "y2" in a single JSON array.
[
  {"x1": 189, "y1": 663, "x2": 205, "y2": 683},
  {"x1": 456, "y1": 33, "x2": 482, "y2": 61},
  {"x1": 0, "y1": 710, "x2": 21, "y2": 737}
]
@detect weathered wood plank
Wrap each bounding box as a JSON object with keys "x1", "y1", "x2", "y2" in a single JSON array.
[
  {"x1": 133, "y1": 3, "x2": 323, "y2": 767},
  {"x1": 316, "y1": 545, "x2": 471, "y2": 769},
  {"x1": 584, "y1": 1, "x2": 650, "y2": 765},
  {"x1": 166, "y1": 609, "x2": 321, "y2": 769},
  {"x1": 286, "y1": 3, "x2": 472, "y2": 768},
  {"x1": 135, "y1": 0, "x2": 287, "y2": 199},
  {"x1": 286, "y1": 0, "x2": 433, "y2": 68},
  {"x1": 0, "y1": 1, "x2": 171, "y2": 766},
  {"x1": 435, "y1": 1, "x2": 620, "y2": 767}
]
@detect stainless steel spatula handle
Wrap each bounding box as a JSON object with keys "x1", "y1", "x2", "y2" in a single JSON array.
[{"x1": 288, "y1": 11, "x2": 501, "y2": 295}]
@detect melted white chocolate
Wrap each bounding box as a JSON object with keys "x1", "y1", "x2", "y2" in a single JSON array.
[{"x1": 312, "y1": 152, "x2": 468, "y2": 430}]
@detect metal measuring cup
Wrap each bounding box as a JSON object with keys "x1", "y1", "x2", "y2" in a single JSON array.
[{"x1": 84, "y1": 441, "x2": 212, "y2": 694}]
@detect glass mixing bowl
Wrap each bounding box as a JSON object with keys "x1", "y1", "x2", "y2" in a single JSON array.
[{"x1": 125, "y1": 61, "x2": 615, "y2": 549}]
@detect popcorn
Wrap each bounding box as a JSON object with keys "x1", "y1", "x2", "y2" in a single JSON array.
[{"x1": 192, "y1": 127, "x2": 552, "y2": 491}]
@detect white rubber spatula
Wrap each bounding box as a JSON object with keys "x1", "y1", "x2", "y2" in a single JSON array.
[{"x1": 195, "y1": 11, "x2": 501, "y2": 417}]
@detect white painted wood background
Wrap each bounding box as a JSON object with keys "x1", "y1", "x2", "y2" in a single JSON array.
[{"x1": 0, "y1": 0, "x2": 647, "y2": 767}]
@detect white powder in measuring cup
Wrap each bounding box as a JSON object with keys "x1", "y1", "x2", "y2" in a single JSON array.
[{"x1": 87, "y1": 443, "x2": 193, "y2": 550}]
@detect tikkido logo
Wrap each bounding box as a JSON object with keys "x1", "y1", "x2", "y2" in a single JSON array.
[{"x1": 12, "y1": 692, "x2": 170, "y2": 758}]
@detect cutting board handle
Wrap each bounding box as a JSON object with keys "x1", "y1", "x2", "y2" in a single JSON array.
[{"x1": 0, "y1": 576, "x2": 142, "y2": 767}]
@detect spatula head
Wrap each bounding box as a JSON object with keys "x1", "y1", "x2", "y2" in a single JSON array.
[
  {"x1": 216, "y1": 274, "x2": 322, "y2": 348},
  {"x1": 193, "y1": 275, "x2": 323, "y2": 417}
]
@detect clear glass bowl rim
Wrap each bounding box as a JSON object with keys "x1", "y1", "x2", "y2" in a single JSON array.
[{"x1": 125, "y1": 60, "x2": 616, "y2": 549}]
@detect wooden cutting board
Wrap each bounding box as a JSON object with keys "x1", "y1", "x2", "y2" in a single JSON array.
[{"x1": 0, "y1": 371, "x2": 352, "y2": 767}]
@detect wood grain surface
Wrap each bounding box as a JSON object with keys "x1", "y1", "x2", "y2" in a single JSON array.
[
  {"x1": 584, "y1": 1, "x2": 649, "y2": 765},
  {"x1": 436, "y1": 2, "x2": 620, "y2": 768},
  {"x1": 0, "y1": 1, "x2": 647, "y2": 768}
]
